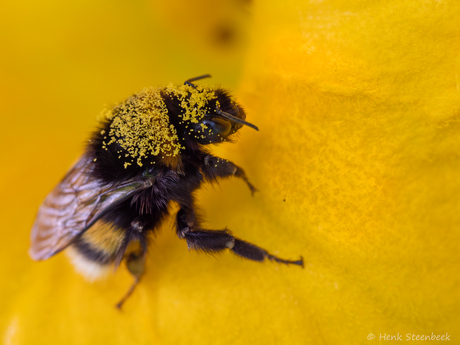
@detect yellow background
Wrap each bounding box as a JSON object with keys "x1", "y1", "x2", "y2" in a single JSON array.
[{"x1": 1, "y1": 0, "x2": 459, "y2": 344}]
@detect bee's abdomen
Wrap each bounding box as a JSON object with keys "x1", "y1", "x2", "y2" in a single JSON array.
[
  {"x1": 66, "y1": 220, "x2": 125, "y2": 281},
  {"x1": 71, "y1": 237, "x2": 116, "y2": 265}
]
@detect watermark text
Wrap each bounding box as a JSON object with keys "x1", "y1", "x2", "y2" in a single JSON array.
[{"x1": 367, "y1": 333, "x2": 450, "y2": 341}]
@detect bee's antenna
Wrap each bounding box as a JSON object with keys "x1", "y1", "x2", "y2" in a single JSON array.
[
  {"x1": 184, "y1": 74, "x2": 212, "y2": 88},
  {"x1": 216, "y1": 104, "x2": 259, "y2": 131}
]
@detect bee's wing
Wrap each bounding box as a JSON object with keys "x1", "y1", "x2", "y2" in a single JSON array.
[{"x1": 29, "y1": 154, "x2": 147, "y2": 261}]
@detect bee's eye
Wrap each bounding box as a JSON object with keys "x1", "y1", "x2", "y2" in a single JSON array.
[{"x1": 202, "y1": 117, "x2": 232, "y2": 137}]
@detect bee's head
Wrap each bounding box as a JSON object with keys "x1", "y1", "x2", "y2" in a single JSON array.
[
  {"x1": 98, "y1": 76, "x2": 257, "y2": 170},
  {"x1": 190, "y1": 88, "x2": 258, "y2": 144},
  {"x1": 163, "y1": 82, "x2": 258, "y2": 146}
]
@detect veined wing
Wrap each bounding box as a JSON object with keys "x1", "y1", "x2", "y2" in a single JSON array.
[{"x1": 29, "y1": 154, "x2": 152, "y2": 260}]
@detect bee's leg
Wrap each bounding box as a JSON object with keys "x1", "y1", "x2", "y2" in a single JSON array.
[
  {"x1": 203, "y1": 155, "x2": 257, "y2": 195},
  {"x1": 116, "y1": 251, "x2": 146, "y2": 309},
  {"x1": 176, "y1": 207, "x2": 303, "y2": 267}
]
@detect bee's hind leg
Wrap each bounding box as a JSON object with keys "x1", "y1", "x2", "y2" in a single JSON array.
[
  {"x1": 231, "y1": 238, "x2": 304, "y2": 267},
  {"x1": 116, "y1": 251, "x2": 146, "y2": 309},
  {"x1": 176, "y1": 207, "x2": 303, "y2": 267}
]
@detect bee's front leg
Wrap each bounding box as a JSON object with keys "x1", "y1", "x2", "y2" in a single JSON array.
[{"x1": 203, "y1": 155, "x2": 257, "y2": 195}]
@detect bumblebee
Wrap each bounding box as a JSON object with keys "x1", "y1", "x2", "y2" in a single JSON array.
[{"x1": 29, "y1": 75, "x2": 303, "y2": 308}]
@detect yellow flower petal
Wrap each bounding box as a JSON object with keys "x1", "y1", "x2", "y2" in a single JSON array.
[{"x1": 1, "y1": 0, "x2": 459, "y2": 344}]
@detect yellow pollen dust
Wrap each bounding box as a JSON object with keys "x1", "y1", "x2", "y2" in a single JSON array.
[
  {"x1": 164, "y1": 83, "x2": 216, "y2": 123},
  {"x1": 101, "y1": 87, "x2": 182, "y2": 168}
]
